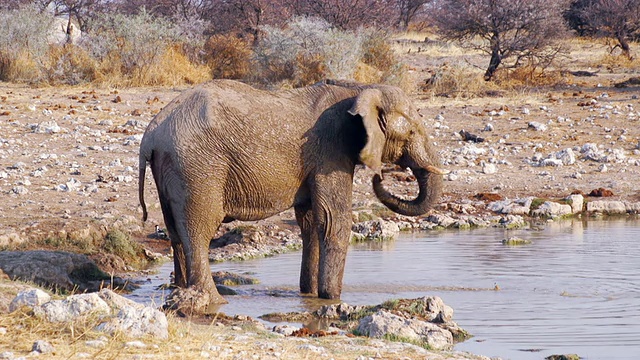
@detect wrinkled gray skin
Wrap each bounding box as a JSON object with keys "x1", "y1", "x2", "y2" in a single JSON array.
[{"x1": 139, "y1": 79, "x2": 445, "y2": 314}]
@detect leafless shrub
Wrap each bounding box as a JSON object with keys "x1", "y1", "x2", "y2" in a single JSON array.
[{"x1": 431, "y1": 0, "x2": 570, "y2": 80}]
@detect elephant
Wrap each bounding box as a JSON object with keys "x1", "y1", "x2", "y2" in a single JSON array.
[{"x1": 138, "y1": 79, "x2": 447, "y2": 313}]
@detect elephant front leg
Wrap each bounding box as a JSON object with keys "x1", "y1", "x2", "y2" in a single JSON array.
[
  {"x1": 296, "y1": 203, "x2": 318, "y2": 294},
  {"x1": 313, "y1": 173, "x2": 354, "y2": 300}
]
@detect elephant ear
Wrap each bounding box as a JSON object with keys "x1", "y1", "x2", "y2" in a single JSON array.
[{"x1": 348, "y1": 88, "x2": 385, "y2": 176}]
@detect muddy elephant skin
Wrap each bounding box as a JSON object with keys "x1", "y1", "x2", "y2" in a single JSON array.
[{"x1": 139, "y1": 79, "x2": 445, "y2": 313}]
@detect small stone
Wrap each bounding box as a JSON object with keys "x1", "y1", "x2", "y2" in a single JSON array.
[
  {"x1": 32, "y1": 340, "x2": 54, "y2": 354},
  {"x1": 10, "y1": 288, "x2": 51, "y2": 312},
  {"x1": 481, "y1": 162, "x2": 497, "y2": 174},
  {"x1": 124, "y1": 341, "x2": 146, "y2": 348},
  {"x1": 528, "y1": 121, "x2": 547, "y2": 131}
]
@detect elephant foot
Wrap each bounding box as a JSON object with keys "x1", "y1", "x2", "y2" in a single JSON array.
[{"x1": 164, "y1": 286, "x2": 228, "y2": 316}]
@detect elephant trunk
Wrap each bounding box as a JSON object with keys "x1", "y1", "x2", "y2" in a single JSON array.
[{"x1": 372, "y1": 165, "x2": 445, "y2": 217}]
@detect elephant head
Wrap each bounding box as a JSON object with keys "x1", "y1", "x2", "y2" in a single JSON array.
[{"x1": 348, "y1": 86, "x2": 446, "y2": 216}]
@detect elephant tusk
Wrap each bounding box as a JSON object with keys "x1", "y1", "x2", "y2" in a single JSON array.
[{"x1": 425, "y1": 165, "x2": 450, "y2": 175}]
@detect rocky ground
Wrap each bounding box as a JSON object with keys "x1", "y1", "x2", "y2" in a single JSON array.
[
  {"x1": 1, "y1": 62, "x2": 639, "y2": 250},
  {"x1": 0, "y1": 38, "x2": 639, "y2": 359}
]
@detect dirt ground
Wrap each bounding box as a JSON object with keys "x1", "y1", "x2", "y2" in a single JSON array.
[{"x1": 1, "y1": 39, "x2": 640, "y2": 255}]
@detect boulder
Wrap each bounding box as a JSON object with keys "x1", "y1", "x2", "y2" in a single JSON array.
[
  {"x1": 586, "y1": 201, "x2": 626, "y2": 214},
  {"x1": 532, "y1": 201, "x2": 572, "y2": 218},
  {"x1": 357, "y1": 309, "x2": 453, "y2": 350},
  {"x1": 34, "y1": 293, "x2": 111, "y2": 322},
  {"x1": 567, "y1": 194, "x2": 584, "y2": 214},
  {"x1": 0, "y1": 251, "x2": 110, "y2": 292},
  {"x1": 352, "y1": 219, "x2": 400, "y2": 241},
  {"x1": 488, "y1": 198, "x2": 533, "y2": 215},
  {"x1": 11, "y1": 288, "x2": 168, "y2": 339}
]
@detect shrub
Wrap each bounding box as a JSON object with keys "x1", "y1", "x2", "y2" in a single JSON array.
[
  {"x1": 421, "y1": 62, "x2": 490, "y2": 98},
  {"x1": 142, "y1": 44, "x2": 210, "y2": 86},
  {"x1": 0, "y1": 5, "x2": 53, "y2": 82},
  {"x1": 252, "y1": 17, "x2": 364, "y2": 88},
  {"x1": 44, "y1": 44, "x2": 98, "y2": 85},
  {"x1": 203, "y1": 34, "x2": 252, "y2": 80},
  {"x1": 358, "y1": 30, "x2": 412, "y2": 91},
  {"x1": 102, "y1": 229, "x2": 141, "y2": 263},
  {"x1": 81, "y1": 10, "x2": 184, "y2": 86}
]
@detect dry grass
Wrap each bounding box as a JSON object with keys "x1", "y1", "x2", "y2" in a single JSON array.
[
  {"x1": 0, "y1": 299, "x2": 417, "y2": 359},
  {"x1": 0, "y1": 50, "x2": 39, "y2": 83},
  {"x1": 420, "y1": 62, "x2": 495, "y2": 99},
  {"x1": 204, "y1": 34, "x2": 252, "y2": 80},
  {"x1": 142, "y1": 44, "x2": 210, "y2": 86}
]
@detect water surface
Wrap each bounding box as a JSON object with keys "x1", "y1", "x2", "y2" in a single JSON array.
[{"x1": 130, "y1": 219, "x2": 640, "y2": 360}]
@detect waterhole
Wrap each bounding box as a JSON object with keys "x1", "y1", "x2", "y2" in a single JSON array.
[{"x1": 129, "y1": 219, "x2": 640, "y2": 359}]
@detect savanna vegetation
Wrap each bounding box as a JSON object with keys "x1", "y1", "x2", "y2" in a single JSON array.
[{"x1": 0, "y1": 0, "x2": 638, "y2": 90}]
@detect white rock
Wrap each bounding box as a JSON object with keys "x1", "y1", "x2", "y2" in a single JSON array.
[
  {"x1": 532, "y1": 201, "x2": 572, "y2": 217},
  {"x1": 34, "y1": 293, "x2": 110, "y2": 322},
  {"x1": 32, "y1": 340, "x2": 54, "y2": 354},
  {"x1": 528, "y1": 121, "x2": 547, "y2": 131},
  {"x1": 556, "y1": 148, "x2": 576, "y2": 165},
  {"x1": 586, "y1": 201, "x2": 626, "y2": 214},
  {"x1": 11, "y1": 186, "x2": 28, "y2": 195},
  {"x1": 481, "y1": 162, "x2": 497, "y2": 174},
  {"x1": 124, "y1": 341, "x2": 147, "y2": 349},
  {"x1": 352, "y1": 219, "x2": 399, "y2": 240},
  {"x1": 357, "y1": 309, "x2": 453, "y2": 350},
  {"x1": 272, "y1": 325, "x2": 299, "y2": 336},
  {"x1": 567, "y1": 194, "x2": 584, "y2": 214},
  {"x1": 10, "y1": 288, "x2": 51, "y2": 312}
]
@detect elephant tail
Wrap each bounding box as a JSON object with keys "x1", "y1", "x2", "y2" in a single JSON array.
[{"x1": 139, "y1": 149, "x2": 150, "y2": 222}]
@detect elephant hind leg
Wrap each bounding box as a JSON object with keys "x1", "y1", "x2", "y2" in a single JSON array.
[
  {"x1": 159, "y1": 196, "x2": 187, "y2": 287},
  {"x1": 296, "y1": 202, "x2": 318, "y2": 295},
  {"x1": 168, "y1": 194, "x2": 227, "y2": 314},
  {"x1": 161, "y1": 190, "x2": 227, "y2": 314}
]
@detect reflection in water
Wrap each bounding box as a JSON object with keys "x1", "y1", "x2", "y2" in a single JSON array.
[{"x1": 130, "y1": 219, "x2": 640, "y2": 360}]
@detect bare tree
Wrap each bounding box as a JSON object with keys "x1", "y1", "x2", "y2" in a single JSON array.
[
  {"x1": 204, "y1": 0, "x2": 291, "y2": 44},
  {"x1": 566, "y1": 0, "x2": 640, "y2": 58},
  {"x1": 432, "y1": 0, "x2": 570, "y2": 80},
  {"x1": 292, "y1": 0, "x2": 397, "y2": 30},
  {"x1": 396, "y1": 0, "x2": 431, "y2": 29}
]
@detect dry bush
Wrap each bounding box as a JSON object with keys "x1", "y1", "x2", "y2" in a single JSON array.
[
  {"x1": 421, "y1": 62, "x2": 491, "y2": 98},
  {"x1": 292, "y1": 53, "x2": 327, "y2": 87},
  {"x1": 82, "y1": 10, "x2": 204, "y2": 87},
  {"x1": 359, "y1": 31, "x2": 414, "y2": 91},
  {"x1": 139, "y1": 44, "x2": 210, "y2": 86},
  {"x1": 44, "y1": 45, "x2": 98, "y2": 85},
  {"x1": 596, "y1": 52, "x2": 640, "y2": 70},
  {"x1": 493, "y1": 66, "x2": 569, "y2": 88},
  {"x1": 252, "y1": 17, "x2": 362, "y2": 88},
  {"x1": 0, "y1": 5, "x2": 52, "y2": 82},
  {"x1": 0, "y1": 50, "x2": 39, "y2": 83},
  {"x1": 203, "y1": 34, "x2": 252, "y2": 80}
]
